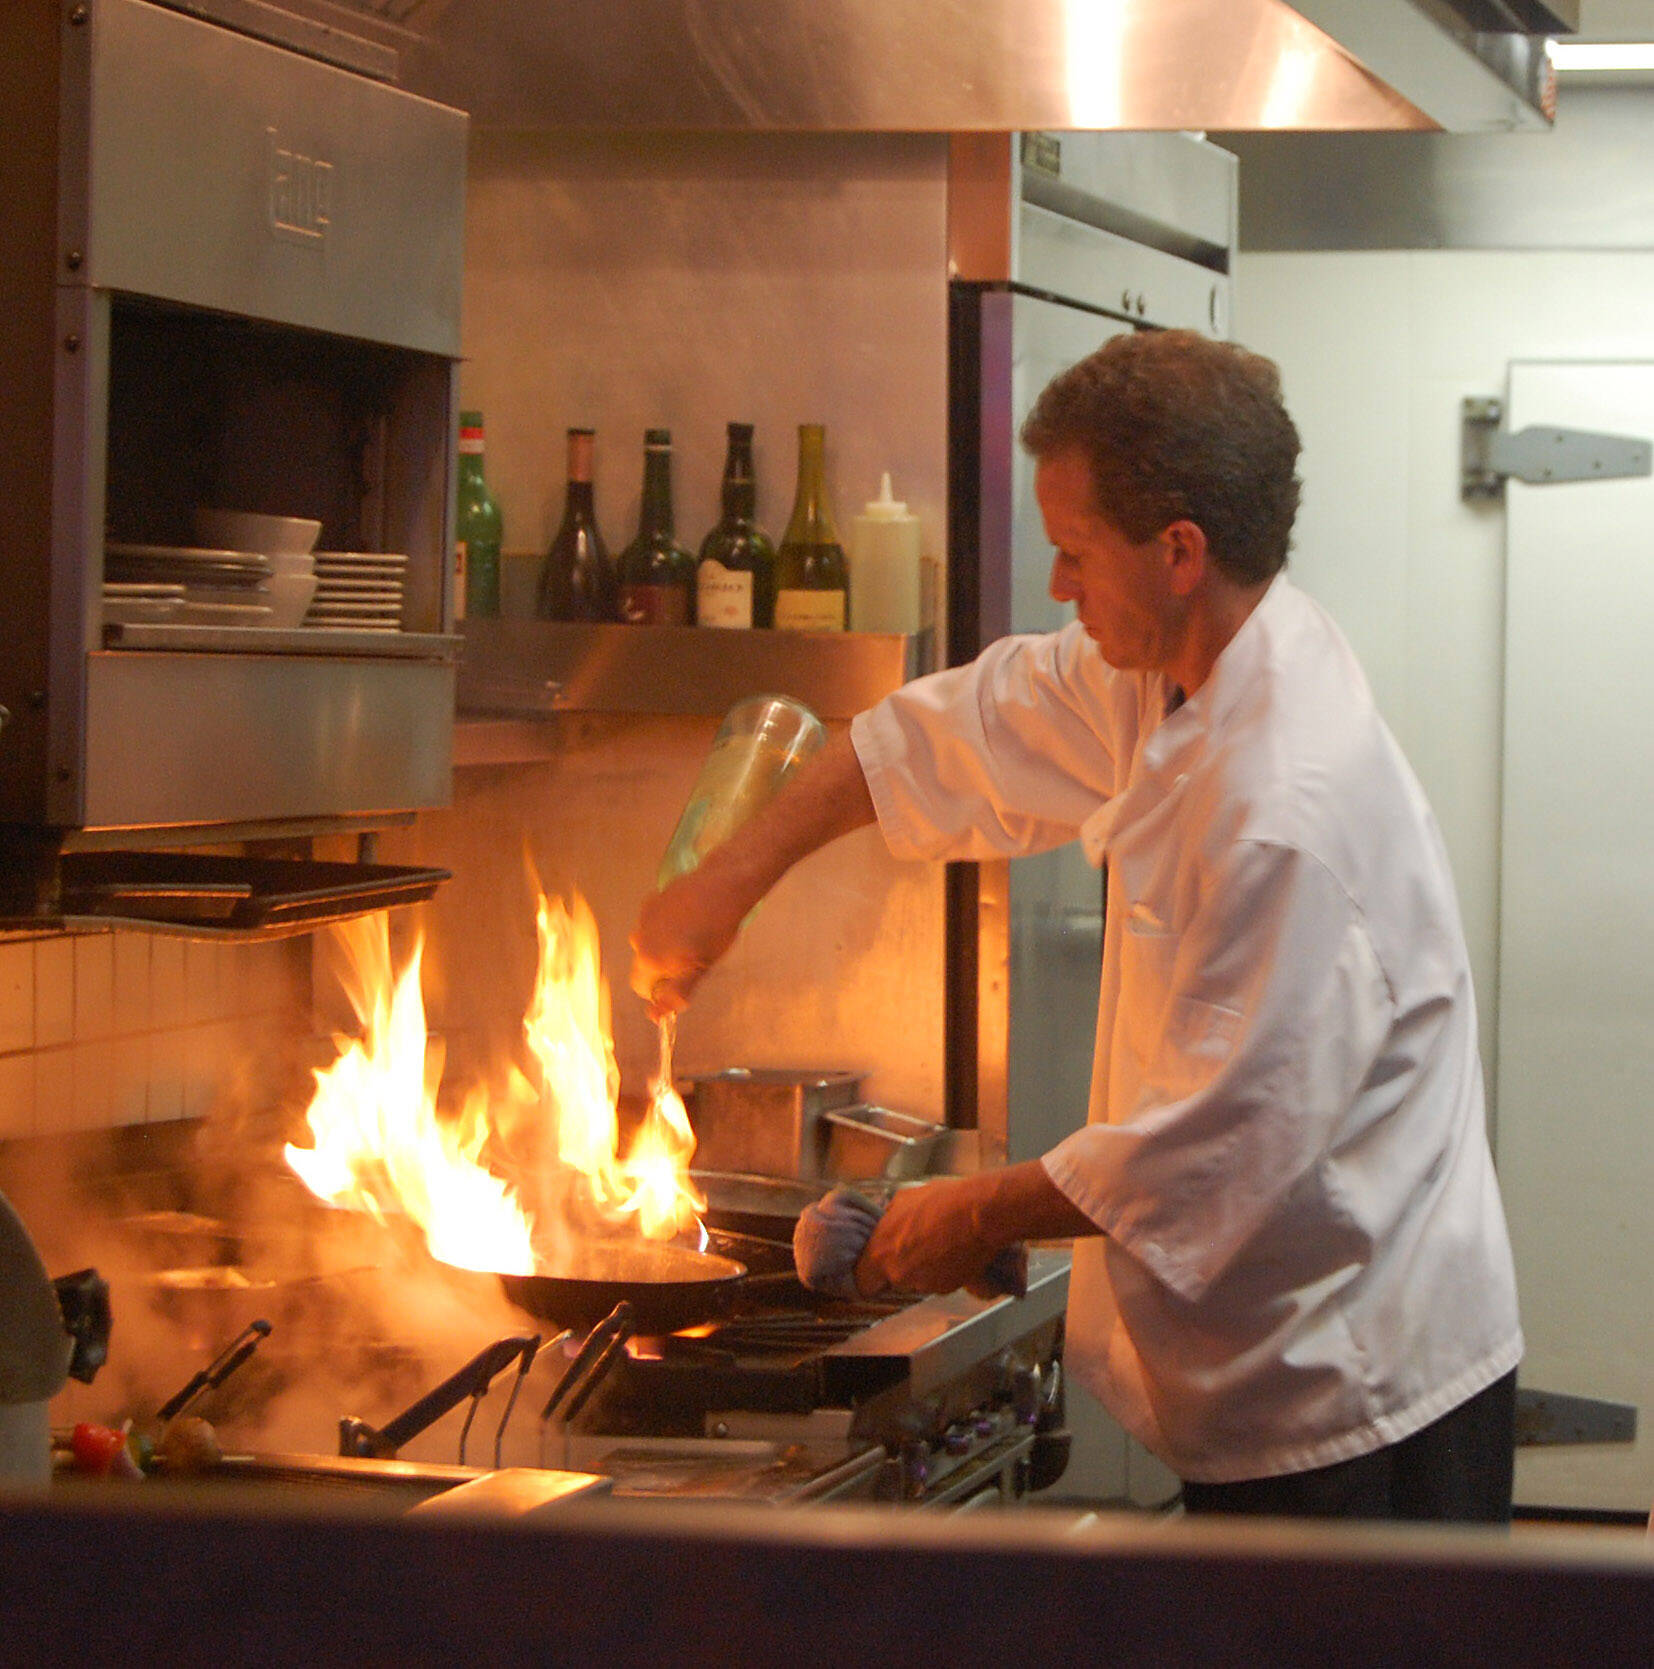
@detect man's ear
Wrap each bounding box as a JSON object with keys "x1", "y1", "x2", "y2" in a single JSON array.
[{"x1": 1160, "y1": 519, "x2": 1208, "y2": 597}]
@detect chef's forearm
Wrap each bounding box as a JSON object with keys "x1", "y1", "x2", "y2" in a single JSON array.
[
  {"x1": 973, "y1": 1159, "x2": 1101, "y2": 1247},
  {"x1": 696, "y1": 730, "x2": 876, "y2": 904}
]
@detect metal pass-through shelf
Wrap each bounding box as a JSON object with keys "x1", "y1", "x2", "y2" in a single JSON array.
[{"x1": 456, "y1": 620, "x2": 931, "y2": 722}]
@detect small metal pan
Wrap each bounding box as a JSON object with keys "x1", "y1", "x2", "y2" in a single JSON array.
[{"x1": 498, "y1": 1241, "x2": 747, "y2": 1334}]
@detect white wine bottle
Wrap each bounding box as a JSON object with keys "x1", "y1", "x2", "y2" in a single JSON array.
[{"x1": 773, "y1": 423, "x2": 848, "y2": 632}]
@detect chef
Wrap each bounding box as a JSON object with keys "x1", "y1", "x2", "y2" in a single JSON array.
[{"x1": 630, "y1": 329, "x2": 1522, "y2": 1523}]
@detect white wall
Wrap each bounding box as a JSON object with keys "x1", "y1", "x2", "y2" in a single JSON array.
[{"x1": 1234, "y1": 247, "x2": 1654, "y2": 1109}]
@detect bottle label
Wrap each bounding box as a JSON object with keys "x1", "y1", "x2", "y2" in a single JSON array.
[
  {"x1": 698, "y1": 560, "x2": 753, "y2": 629},
  {"x1": 620, "y1": 583, "x2": 691, "y2": 626},
  {"x1": 774, "y1": 588, "x2": 846, "y2": 632},
  {"x1": 458, "y1": 428, "x2": 485, "y2": 455},
  {"x1": 453, "y1": 540, "x2": 468, "y2": 622}
]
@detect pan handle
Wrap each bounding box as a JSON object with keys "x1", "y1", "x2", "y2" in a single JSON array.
[
  {"x1": 537, "y1": 1302, "x2": 634, "y2": 1469},
  {"x1": 492, "y1": 1332, "x2": 556, "y2": 1469},
  {"x1": 341, "y1": 1333, "x2": 540, "y2": 1460}
]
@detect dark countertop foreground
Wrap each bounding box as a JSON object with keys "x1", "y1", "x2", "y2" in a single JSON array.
[{"x1": 2, "y1": 1486, "x2": 1653, "y2": 1666}]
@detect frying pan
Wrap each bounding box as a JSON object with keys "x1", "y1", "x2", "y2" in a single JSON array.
[{"x1": 498, "y1": 1240, "x2": 747, "y2": 1334}]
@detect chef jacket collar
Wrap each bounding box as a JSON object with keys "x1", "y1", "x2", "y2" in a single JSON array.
[{"x1": 1079, "y1": 576, "x2": 1287, "y2": 865}]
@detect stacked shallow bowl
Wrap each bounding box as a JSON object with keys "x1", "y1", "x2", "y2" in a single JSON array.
[
  {"x1": 103, "y1": 544, "x2": 274, "y2": 627},
  {"x1": 192, "y1": 509, "x2": 323, "y2": 629},
  {"x1": 307, "y1": 552, "x2": 407, "y2": 632}
]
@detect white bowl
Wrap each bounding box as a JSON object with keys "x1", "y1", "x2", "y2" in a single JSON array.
[
  {"x1": 267, "y1": 550, "x2": 316, "y2": 577},
  {"x1": 193, "y1": 508, "x2": 323, "y2": 557},
  {"x1": 267, "y1": 570, "x2": 319, "y2": 630}
]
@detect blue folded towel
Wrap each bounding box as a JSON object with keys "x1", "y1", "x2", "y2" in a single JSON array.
[{"x1": 793, "y1": 1186, "x2": 1028, "y2": 1301}]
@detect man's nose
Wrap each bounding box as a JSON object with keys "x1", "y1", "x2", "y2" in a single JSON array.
[{"x1": 1050, "y1": 557, "x2": 1077, "y2": 604}]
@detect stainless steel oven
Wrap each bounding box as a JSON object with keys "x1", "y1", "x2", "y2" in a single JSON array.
[{"x1": 0, "y1": 0, "x2": 466, "y2": 930}]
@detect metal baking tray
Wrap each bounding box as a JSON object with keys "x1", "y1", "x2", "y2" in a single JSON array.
[{"x1": 49, "y1": 850, "x2": 449, "y2": 938}]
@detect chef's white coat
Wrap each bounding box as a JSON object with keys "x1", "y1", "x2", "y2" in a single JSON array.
[{"x1": 851, "y1": 577, "x2": 1522, "y2": 1483}]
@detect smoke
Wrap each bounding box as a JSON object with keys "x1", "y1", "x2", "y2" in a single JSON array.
[{"x1": 15, "y1": 884, "x2": 692, "y2": 1473}]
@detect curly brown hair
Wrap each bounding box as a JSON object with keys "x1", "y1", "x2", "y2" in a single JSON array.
[{"x1": 1020, "y1": 329, "x2": 1302, "y2": 586}]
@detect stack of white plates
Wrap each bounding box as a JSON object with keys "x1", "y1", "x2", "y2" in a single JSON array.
[
  {"x1": 102, "y1": 581, "x2": 187, "y2": 626},
  {"x1": 307, "y1": 552, "x2": 407, "y2": 632},
  {"x1": 105, "y1": 544, "x2": 274, "y2": 627}
]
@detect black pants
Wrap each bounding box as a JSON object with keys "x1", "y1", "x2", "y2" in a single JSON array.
[{"x1": 1179, "y1": 1369, "x2": 1517, "y2": 1524}]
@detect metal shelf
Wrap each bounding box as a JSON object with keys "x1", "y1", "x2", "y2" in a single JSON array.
[
  {"x1": 102, "y1": 625, "x2": 461, "y2": 659},
  {"x1": 456, "y1": 619, "x2": 932, "y2": 722}
]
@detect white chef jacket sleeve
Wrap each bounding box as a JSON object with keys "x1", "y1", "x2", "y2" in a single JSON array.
[
  {"x1": 1043, "y1": 836, "x2": 1395, "y2": 1305},
  {"x1": 851, "y1": 625, "x2": 1133, "y2": 862}
]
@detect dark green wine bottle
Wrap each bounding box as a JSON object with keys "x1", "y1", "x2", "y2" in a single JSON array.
[
  {"x1": 696, "y1": 423, "x2": 775, "y2": 629},
  {"x1": 617, "y1": 429, "x2": 695, "y2": 626},
  {"x1": 537, "y1": 428, "x2": 616, "y2": 621},
  {"x1": 455, "y1": 410, "x2": 503, "y2": 619},
  {"x1": 774, "y1": 423, "x2": 848, "y2": 632}
]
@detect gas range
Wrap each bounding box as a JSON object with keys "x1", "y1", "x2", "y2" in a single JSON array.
[{"x1": 549, "y1": 1242, "x2": 1072, "y2": 1507}]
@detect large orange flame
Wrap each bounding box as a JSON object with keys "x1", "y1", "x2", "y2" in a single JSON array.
[{"x1": 284, "y1": 891, "x2": 701, "y2": 1276}]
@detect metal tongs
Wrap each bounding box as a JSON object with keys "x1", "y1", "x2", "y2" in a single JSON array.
[
  {"x1": 538, "y1": 1301, "x2": 635, "y2": 1472},
  {"x1": 157, "y1": 1318, "x2": 273, "y2": 1422},
  {"x1": 339, "y1": 1332, "x2": 544, "y2": 1466}
]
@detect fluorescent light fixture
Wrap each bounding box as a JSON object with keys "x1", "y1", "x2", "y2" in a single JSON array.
[{"x1": 1548, "y1": 40, "x2": 1654, "y2": 73}]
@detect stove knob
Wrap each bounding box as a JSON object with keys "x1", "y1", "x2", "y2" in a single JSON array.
[
  {"x1": 944, "y1": 1426, "x2": 973, "y2": 1456},
  {"x1": 974, "y1": 1416, "x2": 996, "y2": 1440}
]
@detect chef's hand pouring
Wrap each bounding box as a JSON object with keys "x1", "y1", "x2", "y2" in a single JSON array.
[
  {"x1": 629, "y1": 864, "x2": 750, "y2": 1019},
  {"x1": 629, "y1": 733, "x2": 879, "y2": 1019}
]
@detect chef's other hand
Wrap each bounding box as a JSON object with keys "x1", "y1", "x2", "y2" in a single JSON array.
[
  {"x1": 854, "y1": 1174, "x2": 1008, "y2": 1299},
  {"x1": 629, "y1": 867, "x2": 746, "y2": 1018},
  {"x1": 793, "y1": 1188, "x2": 885, "y2": 1300}
]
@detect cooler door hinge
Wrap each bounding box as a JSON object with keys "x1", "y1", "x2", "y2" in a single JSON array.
[
  {"x1": 1514, "y1": 1386, "x2": 1638, "y2": 1447},
  {"x1": 1461, "y1": 396, "x2": 1653, "y2": 499}
]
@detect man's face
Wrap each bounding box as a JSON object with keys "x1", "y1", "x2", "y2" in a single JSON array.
[{"x1": 1036, "y1": 448, "x2": 1185, "y2": 674}]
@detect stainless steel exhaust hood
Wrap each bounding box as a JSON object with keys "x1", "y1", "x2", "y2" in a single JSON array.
[{"x1": 239, "y1": 0, "x2": 1570, "y2": 133}]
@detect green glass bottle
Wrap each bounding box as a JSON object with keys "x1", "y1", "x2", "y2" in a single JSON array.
[
  {"x1": 773, "y1": 423, "x2": 849, "y2": 632},
  {"x1": 696, "y1": 422, "x2": 775, "y2": 629},
  {"x1": 537, "y1": 427, "x2": 616, "y2": 622},
  {"x1": 617, "y1": 429, "x2": 695, "y2": 626},
  {"x1": 454, "y1": 409, "x2": 503, "y2": 619}
]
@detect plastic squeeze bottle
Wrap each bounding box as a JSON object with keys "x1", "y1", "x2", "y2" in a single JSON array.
[{"x1": 847, "y1": 473, "x2": 922, "y2": 634}]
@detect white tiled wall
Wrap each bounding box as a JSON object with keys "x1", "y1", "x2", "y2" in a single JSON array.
[{"x1": 0, "y1": 930, "x2": 305, "y2": 1139}]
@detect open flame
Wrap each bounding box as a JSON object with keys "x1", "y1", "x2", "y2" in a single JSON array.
[{"x1": 284, "y1": 890, "x2": 702, "y2": 1277}]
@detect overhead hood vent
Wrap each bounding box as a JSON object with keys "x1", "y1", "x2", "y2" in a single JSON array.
[{"x1": 243, "y1": 0, "x2": 1566, "y2": 133}]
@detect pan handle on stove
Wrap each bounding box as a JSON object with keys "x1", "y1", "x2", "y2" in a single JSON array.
[
  {"x1": 490, "y1": 1331, "x2": 554, "y2": 1470},
  {"x1": 558, "y1": 1326, "x2": 631, "y2": 1426},
  {"x1": 341, "y1": 1333, "x2": 540, "y2": 1461},
  {"x1": 536, "y1": 1303, "x2": 634, "y2": 1469},
  {"x1": 157, "y1": 1318, "x2": 273, "y2": 1423}
]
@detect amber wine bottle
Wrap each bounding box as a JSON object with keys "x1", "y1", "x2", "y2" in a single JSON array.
[
  {"x1": 618, "y1": 429, "x2": 696, "y2": 625},
  {"x1": 538, "y1": 428, "x2": 616, "y2": 621},
  {"x1": 774, "y1": 423, "x2": 848, "y2": 632},
  {"x1": 697, "y1": 423, "x2": 775, "y2": 629}
]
